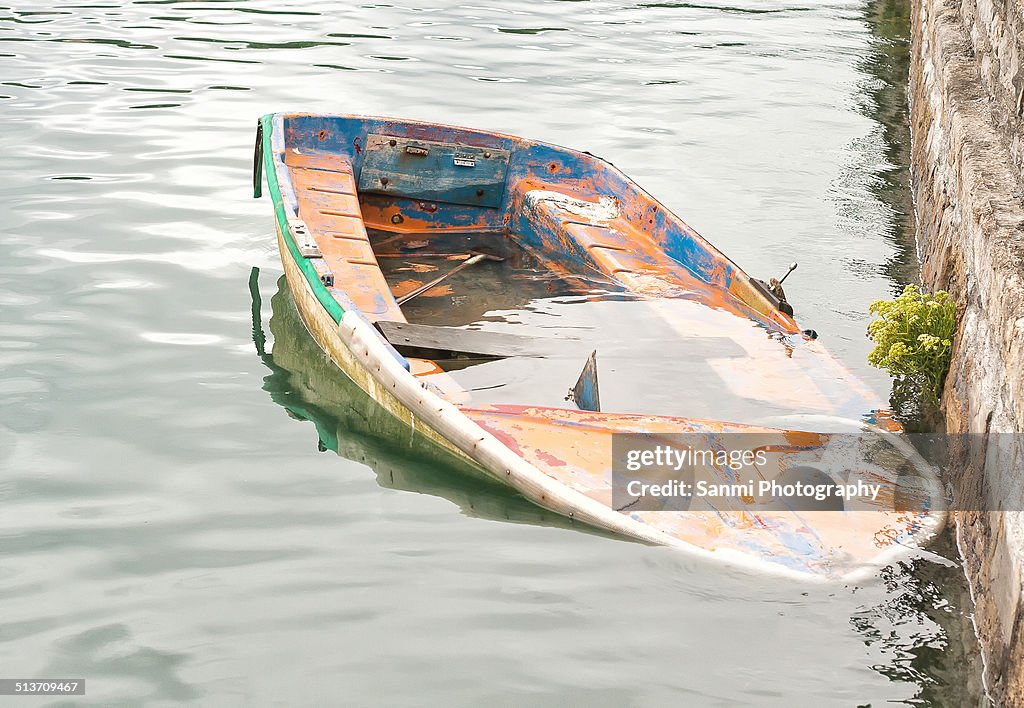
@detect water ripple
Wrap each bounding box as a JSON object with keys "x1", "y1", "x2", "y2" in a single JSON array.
[{"x1": 0, "y1": 0, "x2": 982, "y2": 704}]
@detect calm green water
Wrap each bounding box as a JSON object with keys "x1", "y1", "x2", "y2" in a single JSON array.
[{"x1": 1, "y1": 0, "x2": 985, "y2": 705}]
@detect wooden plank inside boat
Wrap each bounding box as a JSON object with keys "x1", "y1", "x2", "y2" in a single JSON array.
[{"x1": 375, "y1": 320, "x2": 563, "y2": 360}]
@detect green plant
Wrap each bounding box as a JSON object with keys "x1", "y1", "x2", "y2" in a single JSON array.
[{"x1": 867, "y1": 284, "x2": 956, "y2": 410}]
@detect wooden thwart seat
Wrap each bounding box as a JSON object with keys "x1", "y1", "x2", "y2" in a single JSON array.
[{"x1": 285, "y1": 150, "x2": 405, "y2": 322}]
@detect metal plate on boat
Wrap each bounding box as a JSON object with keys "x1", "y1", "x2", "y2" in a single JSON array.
[
  {"x1": 288, "y1": 218, "x2": 321, "y2": 258},
  {"x1": 358, "y1": 134, "x2": 509, "y2": 209}
]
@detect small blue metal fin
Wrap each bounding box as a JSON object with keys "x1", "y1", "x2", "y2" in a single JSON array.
[{"x1": 571, "y1": 350, "x2": 600, "y2": 412}]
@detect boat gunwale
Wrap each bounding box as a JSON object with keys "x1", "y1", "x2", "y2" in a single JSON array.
[{"x1": 260, "y1": 114, "x2": 346, "y2": 325}]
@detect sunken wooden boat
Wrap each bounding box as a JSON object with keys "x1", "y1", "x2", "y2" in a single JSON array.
[{"x1": 253, "y1": 113, "x2": 944, "y2": 581}]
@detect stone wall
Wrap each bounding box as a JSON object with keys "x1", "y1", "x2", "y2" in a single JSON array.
[{"x1": 909, "y1": 0, "x2": 1024, "y2": 702}]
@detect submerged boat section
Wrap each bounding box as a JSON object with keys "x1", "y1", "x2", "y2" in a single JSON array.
[{"x1": 254, "y1": 112, "x2": 944, "y2": 581}]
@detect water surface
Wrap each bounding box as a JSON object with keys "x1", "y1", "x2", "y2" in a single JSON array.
[{"x1": 0, "y1": 0, "x2": 984, "y2": 704}]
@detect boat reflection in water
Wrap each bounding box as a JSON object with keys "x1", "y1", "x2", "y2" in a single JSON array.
[{"x1": 254, "y1": 270, "x2": 599, "y2": 535}]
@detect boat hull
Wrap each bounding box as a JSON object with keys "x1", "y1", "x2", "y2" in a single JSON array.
[{"x1": 260, "y1": 112, "x2": 946, "y2": 581}]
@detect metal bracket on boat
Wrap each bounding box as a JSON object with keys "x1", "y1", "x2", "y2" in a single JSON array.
[
  {"x1": 752, "y1": 262, "x2": 798, "y2": 317},
  {"x1": 773, "y1": 262, "x2": 797, "y2": 297},
  {"x1": 289, "y1": 218, "x2": 321, "y2": 258}
]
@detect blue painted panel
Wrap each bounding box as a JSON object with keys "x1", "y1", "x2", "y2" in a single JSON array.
[{"x1": 357, "y1": 134, "x2": 509, "y2": 208}]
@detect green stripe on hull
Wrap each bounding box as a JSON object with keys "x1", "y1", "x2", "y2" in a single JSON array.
[{"x1": 259, "y1": 114, "x2": 347, "y2": 324}]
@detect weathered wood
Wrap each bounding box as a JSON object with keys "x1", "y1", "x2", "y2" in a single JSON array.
[
  {"x1": 376, "y1": 319, "x2": 750, "y2": 363},
  {"x1": 375, "y1": 320, "x2": 561, "y2": 360},
  {"x1": 358, "y1": 134, "x2": 510, "y2": 208}
]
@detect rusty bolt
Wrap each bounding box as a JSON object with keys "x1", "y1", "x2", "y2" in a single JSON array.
[
  {"x1": 389, "y1": 139, "x2": 397, "y2": 147},
  {"x1": 391, "y1": 214, "x2": 403, "y2": 224},
  {"x1": 476, "y1": 189, "x2": 484, "y2": 197},
  {"x1": 380, "y1": 177, "x2": 389, "y2": 186}
]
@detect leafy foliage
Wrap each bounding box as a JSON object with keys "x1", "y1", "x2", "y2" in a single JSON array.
[{"x1": 867, "y1": 284, "x2": 956, "y2": 411}]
